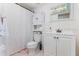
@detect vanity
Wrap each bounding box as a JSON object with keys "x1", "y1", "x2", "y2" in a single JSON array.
[{"x1": 43, "y1": 30, "x2": 76, "y2": 56}]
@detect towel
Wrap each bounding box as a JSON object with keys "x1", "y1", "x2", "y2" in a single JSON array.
[{"x1": 0, "y1": 17, "x2": 8, "y2": 37}]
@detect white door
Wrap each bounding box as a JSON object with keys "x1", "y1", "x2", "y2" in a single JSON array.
[
  {"x1": 44, "y1": 33, "x2": 56, "y2": 56},
  {"x1": 57, "y1": 37, "x2": 75, "y2": 56}
]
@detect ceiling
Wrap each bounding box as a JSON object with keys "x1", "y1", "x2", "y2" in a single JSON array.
[
  {"x1": 17, "y1": 3, "x2": 62, "y2": 13},
  {"x1": 17, "y1": 3, "x2": 45, "y2": 12}
]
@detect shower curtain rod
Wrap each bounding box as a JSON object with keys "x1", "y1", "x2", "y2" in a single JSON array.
[{"x1": 16, "y1": 3, "x2": 34, "y2": 13}]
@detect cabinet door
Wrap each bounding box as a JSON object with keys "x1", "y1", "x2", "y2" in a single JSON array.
[
  {"x1": 44, "y1": 33, "x2": 56, "y2": 56},
  {"x1": 57, "y1": 37, "x2": 75, "y2": 56},
  {"x1": 33, "y1": 13, "x2": 44, "y2": 25}
]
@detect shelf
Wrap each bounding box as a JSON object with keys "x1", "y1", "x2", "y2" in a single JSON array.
[{"x1": 33, "y1": 29, "x2": 43, "y2": 31}]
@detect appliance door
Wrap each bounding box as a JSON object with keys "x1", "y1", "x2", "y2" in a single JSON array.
[{"x1": 44, "y1": 33, "x2": 56, "y2": 56}]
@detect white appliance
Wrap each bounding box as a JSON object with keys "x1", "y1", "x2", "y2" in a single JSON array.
[
  {"x1": 43, "y1": 30, "x2": 75, "y2": 56},
  {"x1": 27, "y1": 31, "x2": 42, "y2": 55}
]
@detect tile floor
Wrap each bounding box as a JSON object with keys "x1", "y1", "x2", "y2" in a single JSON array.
[{"x1": 12, "y1": 49, "x2": 44, "y2": 56}]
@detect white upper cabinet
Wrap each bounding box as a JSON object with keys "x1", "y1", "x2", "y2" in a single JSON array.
[{"x1": 33, "y1": 13, "x2": 44, "y2": 25}]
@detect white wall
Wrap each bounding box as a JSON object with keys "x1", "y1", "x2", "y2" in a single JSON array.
[
  {"x1": 34, "y1": 3, "x2": 79, "y2": 56},
  {"x1": 0, "y1": 3, "x2": 33, "y2": 55}
]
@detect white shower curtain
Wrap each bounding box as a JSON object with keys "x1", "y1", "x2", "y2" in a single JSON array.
[{"x1": 0, "y1": 16, "x2": 8, "y2": 56}]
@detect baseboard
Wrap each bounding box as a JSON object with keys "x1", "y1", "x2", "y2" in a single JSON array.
[{"x1": 9, "y1": 48, "x2": 27, "y2": 56}]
